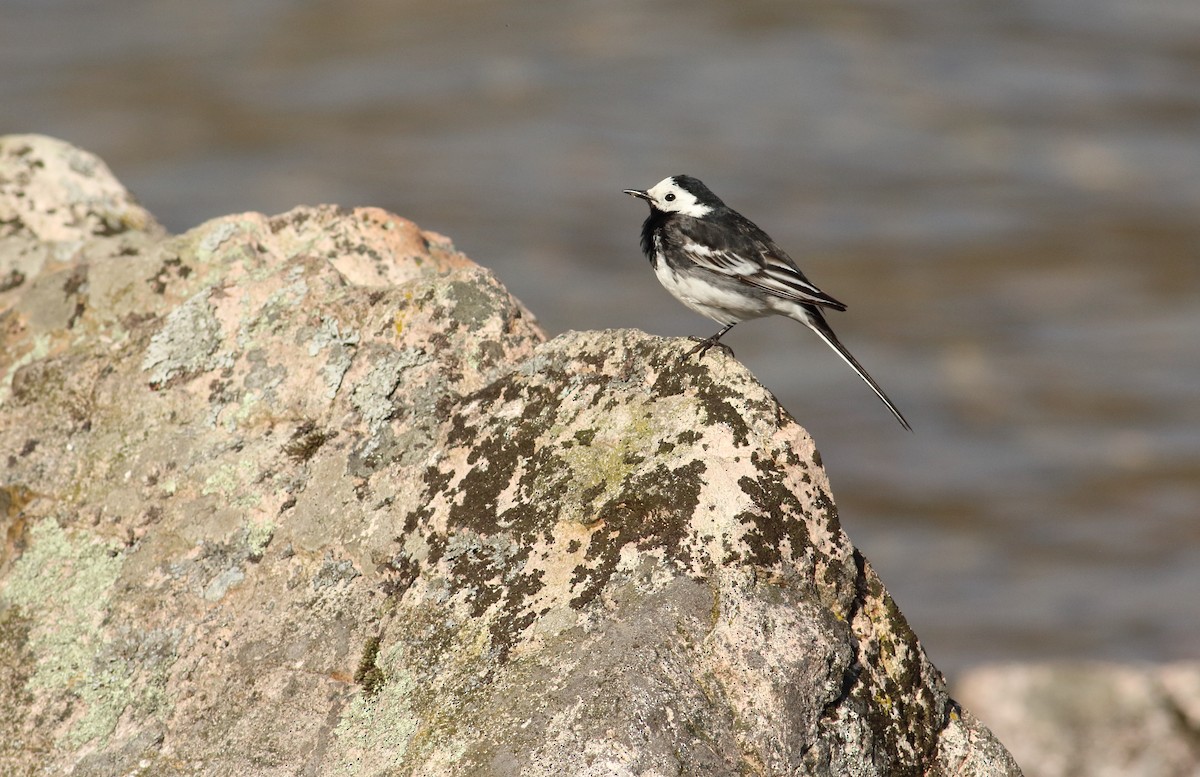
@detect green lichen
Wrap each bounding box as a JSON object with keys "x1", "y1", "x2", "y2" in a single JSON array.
[
  {"x1": 2, "y1": 520, "x2": 130, "y2": 747},
  {"x1": 140, "y1": 289, "x2": 228, "y2": 387},
  {"x1": 332, "y1": 646, "x2": 419, "y2": 776},
  {"x1": 200, "y1": 459, "x2": 262, "y2": 508},
  {"x1": 551, "y1": 405, "x2": 659, "y2": 525},
  {"x1": 244, "y1": 519, "x2": 275, "y2": 560},
  {"x1": 350, "y1": 349, "x2": 419, "y2": 434},
  {"x1": 192, "y1": 218, "x2": 270, "y2": 277}
]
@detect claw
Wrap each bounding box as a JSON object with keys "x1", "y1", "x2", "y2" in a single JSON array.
[
  {"x1": 682, "y1": 335, "x2": 734, "y2": 361},
  {"x1": 680, "y1": 323, "x2": 738, "y2": 362}
]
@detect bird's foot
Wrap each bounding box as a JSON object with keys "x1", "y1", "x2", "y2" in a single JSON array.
[{"x1": 682, "y1": 335, "x2": 734, "y2": 362}]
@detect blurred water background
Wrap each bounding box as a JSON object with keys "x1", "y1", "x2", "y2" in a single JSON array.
[{"x1": 3, "y1": 0, "x2": 1198, "y2": 677}]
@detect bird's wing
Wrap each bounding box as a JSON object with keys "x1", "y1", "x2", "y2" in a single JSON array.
[{"x1": 676, "y1": 217, "x2": 847, "y2": 310}]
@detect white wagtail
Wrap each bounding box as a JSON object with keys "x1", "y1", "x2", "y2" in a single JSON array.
[{"x1": 624, "y1": 174, "x2": 911, "y2": 431}]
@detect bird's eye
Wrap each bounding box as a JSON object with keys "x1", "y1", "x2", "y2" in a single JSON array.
[{"x1": 664, "y1": 192, "x2": 676, "y2": 202}]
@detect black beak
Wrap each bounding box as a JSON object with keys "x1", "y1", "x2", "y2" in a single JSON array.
[{"x1": 623, "y1": 189, "x2": 652, "y2": 201}]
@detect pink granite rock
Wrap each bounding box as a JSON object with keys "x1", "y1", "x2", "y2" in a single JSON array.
[{"x1": 0, "y1": 135, "x2": 1020, "y2": 776}]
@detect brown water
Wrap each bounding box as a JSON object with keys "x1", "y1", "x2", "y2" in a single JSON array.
[{"x1": 4, "y1": 0, "x2": 1198, "y2": 675}]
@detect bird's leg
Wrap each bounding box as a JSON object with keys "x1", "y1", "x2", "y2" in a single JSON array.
[{"x1": 684, "y1": 323, "x2": 736, "y2": 361}]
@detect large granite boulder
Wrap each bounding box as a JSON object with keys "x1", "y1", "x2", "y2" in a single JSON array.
[{"x1": 0, "y1": 134, "x2": 1021, "y2": 776}]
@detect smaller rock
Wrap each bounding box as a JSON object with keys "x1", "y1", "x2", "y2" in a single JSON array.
[
  {"x1": 955, "y1": 661, "x2": 1200, "y2": 777},
  {"x1": 0, "y1": 133, "x2": 160, "y2": 242}
]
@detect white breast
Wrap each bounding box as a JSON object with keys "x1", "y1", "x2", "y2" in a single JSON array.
[{"x1": 652, "y1": 253, "x2": 764, "y2": 326}]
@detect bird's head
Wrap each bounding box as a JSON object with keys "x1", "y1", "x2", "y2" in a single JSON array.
[{"x1": 623, "y1": 175, "x2": 723, "y2": 218}]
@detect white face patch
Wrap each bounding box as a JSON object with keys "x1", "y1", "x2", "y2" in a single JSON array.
[{"x1": 645, "y1": 177, "x2": 712, "y2": 218}]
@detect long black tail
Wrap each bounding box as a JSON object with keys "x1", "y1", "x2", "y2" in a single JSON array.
[{"x1": 795, "y1": 306, "x2": 912, "y2": 431}]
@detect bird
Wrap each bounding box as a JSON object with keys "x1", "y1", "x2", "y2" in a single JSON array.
[{"x1": 623, "y1": 174, "x2": 911, "y2": 431}]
